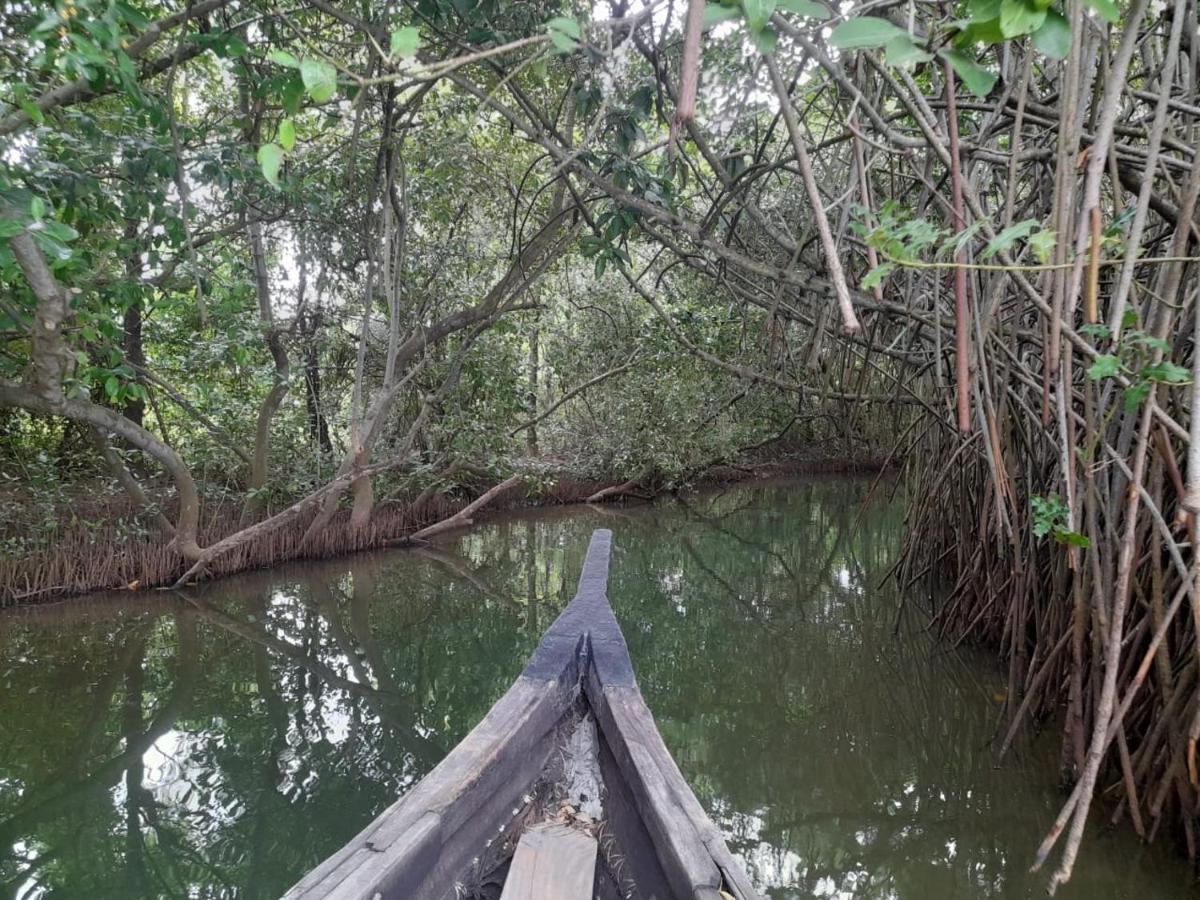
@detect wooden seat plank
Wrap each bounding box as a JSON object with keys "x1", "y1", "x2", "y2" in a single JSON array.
[{"x1": 499, "y1": 824, "x2": 598, "y2": 900}]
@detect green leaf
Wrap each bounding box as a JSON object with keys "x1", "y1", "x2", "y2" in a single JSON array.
[
  {"x1": 939, "y1": 48, "x2": 997, "y2": 97},
  {"x1": 40, "y1": 221, "x2": 78, "y2": 242},
  {"x1": 31, "y1": 232, "x2": 71, "y2": 260},
  {"x1": 1087, "y1": 354, "x2": 1122, "y2": 380},
  {"x1": 300, "y1": 58, "x2": 338, "y2": 104},
  {"x1": 1142, "y1": 361, "x2": 1190, "y2": 384},
  {"x1": 999, "y1": 0, "x2": 1047, "y2": 37},
  {"x1": 968, "y1": 0, "x2": 1003, "y2": 20},
  {"x1": 390, "y1": 25, "x2": 421, "y2": 58},
  {"x1": 0, "y1": 221, "x2": 23, "y2": 239},
  {"x1": 105, "y1": 375, "x2": 120, "y2": 399},
  {"x1": 278, "y1": 119, "x2": 296, "y2": 152},
  {"x1": 1056, "y1": 529, "x2": 1091, "y2": 549},
  {"x1": 1030, "y1": 228, "x2": 1057, "y2": 264},
  {"x1": 546, "y1": 16, "x2": 581, "y2": 52},
  {"x1": 1031, "y1": 493, "x2": 1068, "y2": 538},
  {"x1": 257, "y1": 143, "x2": 284, "y2": 188},
  {"x1": 945, "y1": 219, "x2": 987, "y2": 257},
  {"x1": 30, "y1": 197, "x2": 44, "y2": 220},
  {"x1": 743, "y1": 0, "x2": 777, "y2": 31},
  {"x1": 269, "y1": 50, "x2": 300, "y2": 69},
  {"x1": 751, "y1": 25, "x2": 779, "y2": 54},
  {"x1": 20, "y1": 100, "x2": 44, "y2": 125},
  {"x1": 827, "y1": 17, "x2": 907, "y2": 49},
  {"x1": 703, "y1": 2, "x2": 742, "y2": 27},
  {"x1": 1078, "y1": 322, "x2": 1110, "y2": 340},
  {"x1": 1107, "y1": 204, "x2": 1136, "y2": 236},
  {"x1": 862, "y1": 262, "x2": 895, "y2": 289},
  {"x1": 982, "y1": 218, "x2": 1039, "y2": 258},
  {"x1": 549, "y1": 30, "x2": 578, "y2": 52},
  {"x1": 884, "y1": 33, "x2": 933, "y2": 67},
  {"x1": 956, "y1": 16, "x2": 1006, "y2": 45},
  {"x1": 281, "y1": 73, "x2": 305, "y2": 115},
  {"x1": 1124, "y1": 380, "x2": 1150, "y2": 411},
  {"x1": 1129, "y1": 332, "x2": 1170, "y2": 353},
  {"x1": 1084, "y1": 0, "x2": 1119, "y2": 23},
  {"x1": 1032, "y1": 10, "x2": 1072, "y2": 58},
  {"x1": 546, "y1": 16, "x2": 581, "y2": 39},
  {"x1": 776, "y1": 0, "x2": 831, "y2": 18},
  {"x1": 115, "y1": 1, "x2": 151, "y2": 29}
]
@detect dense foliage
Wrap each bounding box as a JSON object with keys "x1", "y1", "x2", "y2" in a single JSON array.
[{"x1": 0, "y1": 0, "x2": 891, "y2": 563}]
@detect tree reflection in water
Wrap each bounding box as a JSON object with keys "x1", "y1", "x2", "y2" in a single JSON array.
[{"x1": 0, "y1": 478, "x2": 1192, "y2": 898}]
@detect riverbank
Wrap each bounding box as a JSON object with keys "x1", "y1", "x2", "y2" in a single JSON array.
[{"x1": 0, "y1": 449, "x2": 887, "y2": 606}]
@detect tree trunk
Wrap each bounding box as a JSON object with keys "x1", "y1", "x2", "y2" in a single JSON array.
[
  {"x1": 586, "y1": 466, "x2": 654, "y2": 503},
  {"x1": 241, "y1": 218, "x2": 290, "y2": 525},
  {"x1": 526, "y1": 322, "x2": 540, "y2": 456},
  {"x1": 122, "y1": 220, "x2": 146, "y2": 428},
  {"x1": 122, "y1": 305, "x2": 147, "y2": 428},
  {"x1": 88, "y1": 425, "x2": 175, "y2": 537},
  {"x1": 1, "y1": 383, "x2": 204, "y2": 560},
  {"x1": 174, "y1": 452, "x2": 415, "y2": 585},
  {"x1": 302, "y1": 313, "x2": 333, "y2": 455},
  {"x1": 349, "y1": 447, "x2": 374, "y2": 529},
  {"x1": 302, "y1": 208, "x2": 576, "y2": 545}
]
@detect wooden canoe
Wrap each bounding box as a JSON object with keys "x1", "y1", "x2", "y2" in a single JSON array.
[{"x1": 283, "y1": 528, "x2": 759, "y2": 900}]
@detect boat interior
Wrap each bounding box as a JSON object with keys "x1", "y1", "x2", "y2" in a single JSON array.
[{"x1": 284, "y1": 529, "x2": 755, "y2": 900}]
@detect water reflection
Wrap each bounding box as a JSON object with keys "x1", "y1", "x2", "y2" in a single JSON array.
[{"x1": 0, "y1": 479, "x2": 1192, "y2": 898}]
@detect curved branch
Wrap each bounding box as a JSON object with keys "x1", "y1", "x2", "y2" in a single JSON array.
[
  {"x1": 0, "y1": 382, "x2": 202, "y2": 560},
  {"x1": 509, "y1": 356, "x2": 639, "y2": 436}
]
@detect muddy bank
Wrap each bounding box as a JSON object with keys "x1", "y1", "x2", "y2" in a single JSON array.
[{"x1": 0, "y1": 451, "x2": 887, "y2": 606}]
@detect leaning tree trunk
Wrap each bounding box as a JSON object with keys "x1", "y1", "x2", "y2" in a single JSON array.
[{"x1": 0, "y1": 226, "x2": 204, "y2": 561}]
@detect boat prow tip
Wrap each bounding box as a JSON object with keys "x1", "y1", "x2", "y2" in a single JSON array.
[{"x1": 576, "y1": 528, "x2": 615, "y2": 599}]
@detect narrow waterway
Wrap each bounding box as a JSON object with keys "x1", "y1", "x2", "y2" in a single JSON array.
[{"x1": 0, "y1": 478, "x2": 1192, "y2": 898}]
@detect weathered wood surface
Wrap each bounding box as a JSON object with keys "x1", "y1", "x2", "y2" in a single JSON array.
[
  {"x1": 573, "y1": 533, "x2": 756, "y2": 900},
  {"x1": 499, "y1": 824, "x2": 598, "y2": 900},
  {"x1": 594, "y1": 685, "x2": 757, "y2": 900},
  {"x1": 284, "y1": 528, "x2": 760, "y2": 900},
  {"x1": 283, "y1": 670, "x2": 578, "y2": 900}
]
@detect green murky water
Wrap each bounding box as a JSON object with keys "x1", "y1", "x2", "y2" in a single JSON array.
[{"x1": 0, "y1": 478, "x2": 1192, "y2": 898}]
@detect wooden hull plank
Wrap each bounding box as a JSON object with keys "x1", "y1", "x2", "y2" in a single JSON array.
[
  {"x1": 590, "y1": 685, "x2": 723, "y2": 897},
  {"x1": 285, "y1": 667, "x2": 578, "y2": 900},
  {"x1": 594, "y1": 685, "x2": 756, "y2": 900},
  {"x1": 595, "y1": 733, "x2": 675, "y2": 898}
]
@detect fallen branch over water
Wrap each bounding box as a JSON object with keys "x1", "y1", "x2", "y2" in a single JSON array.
[
  {"x1": 398, "y1": 474, "x2": 525, "y2": 544},
  {"x1": 172, "y1": 454, "x2": 417, "y2": 586}
]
